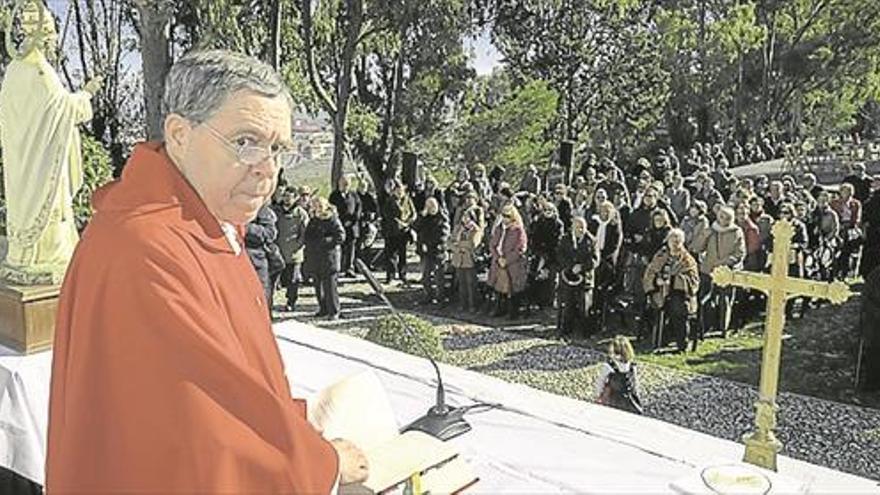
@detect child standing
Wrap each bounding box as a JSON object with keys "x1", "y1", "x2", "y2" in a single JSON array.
[{"x1": 594, "y1": 336, "x2": 644, "y2": 415}]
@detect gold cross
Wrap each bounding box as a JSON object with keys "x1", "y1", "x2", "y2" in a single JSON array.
[{"x1": 711, "y1": 219, "x2": 853, "y2": 471}]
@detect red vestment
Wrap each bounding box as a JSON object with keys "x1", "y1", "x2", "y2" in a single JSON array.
[{"x1": 46, "y1": 142, "x2": 337, "y2": 493}]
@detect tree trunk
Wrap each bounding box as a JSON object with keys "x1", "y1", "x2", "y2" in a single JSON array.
[
  {"x1": 134, "y1": 1, "x2": 172, "y2": 141},
  {"x1": 762, "y1": 9, "x2": 777, "y2": 130},
  {"x1": 382, "y1": 47, "x2": 406, "y2": 169},
  {"x1": 329, "y1": 0, "x2": 363, "y2": 188},
  {"x1": 697, "y1": 0, "x2": 709, "y2": 142},
  {"x1": 268, "y1": 0, "x2": 282, "y2": 71}
]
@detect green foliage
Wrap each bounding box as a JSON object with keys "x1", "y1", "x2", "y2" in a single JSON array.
[
  {"x1": 73, "y1": 135, "x2": 114, "y2": 231},
  {"x1": 422, "y1": 77, "x2": 558, "y2": 183},
  {"x1": 488, "y1": 0, "x2": 880, "y2": 156},
  {"x1": 493, "y1": 0, "x2": 669, "y2": 157},
  {"x1": 654, "y1": 0, "x2": 880, "y2": 145},
  {"x1": 348, "y1": 0, "x2": 476, "y2": 187},
  {"x1": 366, "y1": 313, "x2": 445, "y2": 359}
]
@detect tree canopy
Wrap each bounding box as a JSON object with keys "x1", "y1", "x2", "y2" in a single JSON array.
[{"x1": 1, "y1": 0, "x2": 879, "y2": 191}]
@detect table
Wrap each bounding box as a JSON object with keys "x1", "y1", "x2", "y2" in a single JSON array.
[{"x1": 0, "y1": 320, "x2": 877, "y2": 493}]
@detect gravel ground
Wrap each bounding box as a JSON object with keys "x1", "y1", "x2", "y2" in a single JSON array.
[{"x1": 282, "y1": 281, "x2": 880, "y2": 481}]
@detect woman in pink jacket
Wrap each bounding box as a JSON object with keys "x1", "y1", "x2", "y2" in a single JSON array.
[{"x1": 488, "y1": 203, "x2": 529, "y2": 318}]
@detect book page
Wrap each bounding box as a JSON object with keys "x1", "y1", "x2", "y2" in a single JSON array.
[
  {"x1": 363, "y1": 431, "x2": 459, "y2": 492},
  {"x1": 308, "y1": 370, "x2": 400, "y2": 451},
  {"x1": 420, "y1": 456, "x2": 478, "y2": 495}
]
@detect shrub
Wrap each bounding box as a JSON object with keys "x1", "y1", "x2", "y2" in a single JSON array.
[
  {"x1": 366, "y1": 313, "x2": 445, "y2": 359},
  {"x1": 73, "y1": 134, "x2": 114, "y2": 231}
]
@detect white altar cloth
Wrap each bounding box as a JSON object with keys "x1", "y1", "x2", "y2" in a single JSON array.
[{"x1": 0, "y1": 320, "x2": 876, "y2": 493}]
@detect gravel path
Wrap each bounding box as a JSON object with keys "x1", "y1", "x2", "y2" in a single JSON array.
[{"x1": 282, "y1": 284, "x2": 880, "y2": 481}]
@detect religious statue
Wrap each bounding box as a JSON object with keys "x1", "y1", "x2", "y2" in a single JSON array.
[{"x1": 0, "y1": 0, "x2": 103, "y2": 285}]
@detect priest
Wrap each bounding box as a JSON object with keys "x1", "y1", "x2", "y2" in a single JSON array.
[{"x1": 46, "y1": 50, "x2": 367, "y2": 493}]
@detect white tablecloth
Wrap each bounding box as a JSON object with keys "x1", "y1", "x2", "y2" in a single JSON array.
[
  {"x1": 0, "y1": 321, "x2": 877, "y2": 493},
  {"x1": 0, "y1": 347, "x2": 51, "y2": 485}
]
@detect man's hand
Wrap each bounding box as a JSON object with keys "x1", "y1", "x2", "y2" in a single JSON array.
[{"x1": 331, "y1": 438, "x2": 369, "y2": 485}]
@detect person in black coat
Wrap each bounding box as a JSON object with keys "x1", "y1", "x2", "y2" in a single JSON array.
[
  {"x1": 860, "y1": 177, "x2": 880, "y2": 278},
  {"x1": 844, "y1": 163, "x2": 872, "y2": 203},
  {"x1": 304, "y1": 197, "x2": 346, "y2": 319},
  {"x1": 414, "y1": 175, "x2": 447, "y2": 214},
  {"x1": 554, "y1": 184, "x2": 574, "y2": 233},
  {"x1": 356, "y1": 179, "x2": 379, "y2": 265},
  {"x1": 527, "y1": 202, "x2": 564, "y2": 310},
  {"x1": 859, "y1": 265, "x2": 880, "y2": 392},
  {"x1": 246, "y1": 203, "x2": 284, "y2": 307},
  {"x1": 589, "y1": 201, "x2": 623, "y2": 331},
  {"x1": 413, "y1": 198, "x2": 450, "y2": 304},
  {"x1": 382, "y1": 181, "x2": 416, "y2": 283},
  {"x1": 556, "y1": 217, "x2": 599, "y2": 337},
  {"x1": 329, "y1": 174, "x2": 362, "y2": 277},
  {"x1": 646, "y1": 209, "x2": 673, "y2": 260}
]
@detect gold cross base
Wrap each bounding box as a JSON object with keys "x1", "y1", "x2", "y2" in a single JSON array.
[{"x1": 742, "y1": 430, "x2": 782, "y2": 471}]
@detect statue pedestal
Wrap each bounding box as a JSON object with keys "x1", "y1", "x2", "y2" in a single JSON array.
[{"x1": 0, "y1": 283, "x2": 58, "y2": 354}]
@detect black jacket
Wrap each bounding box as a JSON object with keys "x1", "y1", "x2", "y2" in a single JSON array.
[
  {"x1": 303, "y1": 215, "x2": 346, "y2": 276},
  {"x1": 556, "y1": 231, "x2": 599, "y2": 286},
  {"x1": 624, "y1": 206, "x2": 654, "y2": 257},
  {"x1": 844, "y1": 174, "x2": 872, "y2": 203},
  {"x1": 414, "y1": 212, "x2": 450, "y2": 257},
  {"x1": 246, "y1": 204, "x2": 282, "y2": 273},
  {"x1": 557, "y1": 197, "x2": 573, "y2": 231},
  {"x1": 530, "y1": 215, "x2": 564, "y2": 267},
  {"x1": 588, "y1": 218, "x2": 622, "y2": 264},
  {"x1": 359, "y1": 191, "x2": 379, "y2": 222},
  {"x1": 646, "y1": 225, "x2": 672, "y2": 260},
  {"x1": 329, "y1": 189, "x2": 362, "y2": 238},
  {"x1": 414, "y1": 187, "x2": 447, "y2": 214}
]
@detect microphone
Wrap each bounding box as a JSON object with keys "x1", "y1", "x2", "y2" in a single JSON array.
[{"x1": 354, "y1": 258, "x2": 471, "y2": 441}]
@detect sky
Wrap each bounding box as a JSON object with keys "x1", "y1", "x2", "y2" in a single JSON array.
[{"x1": 465, "y1": 28, "x2": 503, "y2": 76}]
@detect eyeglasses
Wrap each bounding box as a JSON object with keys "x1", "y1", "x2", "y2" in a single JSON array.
[{"x1": 201, "y1": 122, "x2": 301, "y2": 169}]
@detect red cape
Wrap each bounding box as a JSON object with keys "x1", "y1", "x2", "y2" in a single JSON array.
[{"x1": 46, "y1": 142, "x2": 337, "y2": 493}]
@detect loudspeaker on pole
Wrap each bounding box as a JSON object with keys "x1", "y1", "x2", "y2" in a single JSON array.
[
  {"x1": 560, "y1": 140, "x2": 576, "y2": 185},
  {"x1": 402, "y1": 151, "x2": 421, "y2": 191}
]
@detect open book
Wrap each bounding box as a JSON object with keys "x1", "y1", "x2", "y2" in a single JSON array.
[{"x1": 308, "y1": 370, "x2": 478, "y2": 494}]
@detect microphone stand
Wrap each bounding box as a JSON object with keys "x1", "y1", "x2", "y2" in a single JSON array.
[{"x1": 355, "y1": 259, "x2": 471, "y2": 441}]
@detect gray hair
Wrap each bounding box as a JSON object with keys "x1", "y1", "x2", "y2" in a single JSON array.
[
  {"x1": 162, "y1": 49, "x2": 293, "y2": 131},
  {"x1": 666, "y1": 228, "x2": 685, "y2": 243}
]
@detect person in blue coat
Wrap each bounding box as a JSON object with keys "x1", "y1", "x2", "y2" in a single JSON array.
[{"x1": 246, "y1": 203, "x2": 284, "y2": 306}]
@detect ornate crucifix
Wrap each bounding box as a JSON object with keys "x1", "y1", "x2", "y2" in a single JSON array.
[{"x1": 711, "y1": 220, "x2": 853, "y2": 471}]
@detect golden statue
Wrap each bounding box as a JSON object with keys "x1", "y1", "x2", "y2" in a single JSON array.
[
  {"x1": 711, "y1": 220, "x2": 853, "y2": 471},
  {"x1": 0, "y1": 0, "x2": 102, "y2": 285}
]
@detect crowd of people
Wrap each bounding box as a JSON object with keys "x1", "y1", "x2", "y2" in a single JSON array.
[{"x1": 247, "y1": 141, "x2": 880, "y2": 354}]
